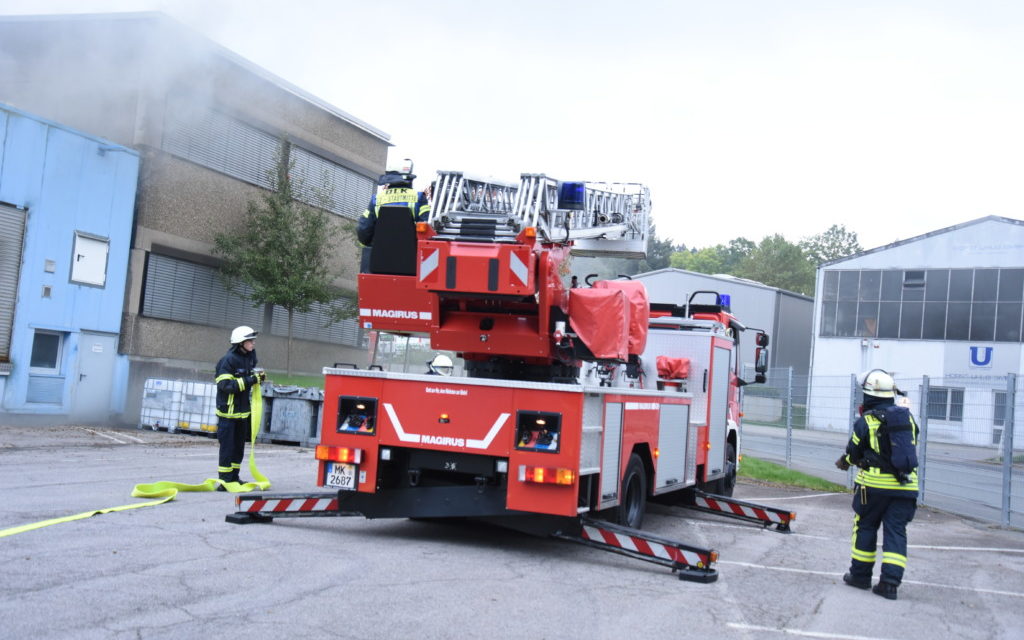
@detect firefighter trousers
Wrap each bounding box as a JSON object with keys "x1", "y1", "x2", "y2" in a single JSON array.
[
  {"x1": 849, "y1": 485, "x2": 917, "y2": 585},
  {"x1": 217, "y1": 416, "x2": 250, "y2": 482}
]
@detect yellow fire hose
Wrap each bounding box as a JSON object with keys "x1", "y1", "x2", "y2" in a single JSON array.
[{"x1": 0, "y1": 384, "x2": 270, "y2": 539}]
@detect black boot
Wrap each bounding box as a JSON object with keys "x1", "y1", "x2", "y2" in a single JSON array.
[
  {"x1": 872, "y1": 581, "x2": 898, "y2": 600},
  {"x1": 843, "y1": 573, "x2": 871, "y2": 590},
  {"x1": 218, "y1": 472, "x2": 233, "y2": 491}
]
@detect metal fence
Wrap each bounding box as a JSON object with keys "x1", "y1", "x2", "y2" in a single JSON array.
[{"x1": 739, "y1": 367, "x2": 1022, "y2": 528}]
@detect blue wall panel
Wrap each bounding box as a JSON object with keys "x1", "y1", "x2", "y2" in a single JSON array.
[{"x1": 0, "y1": 103, "x2": 139, "y2": 417}]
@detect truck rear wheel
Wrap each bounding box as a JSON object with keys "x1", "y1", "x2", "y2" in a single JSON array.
[
  {"x1": 720, "y1": 443, "x2": 737, "y2": 497},
  {"x1": 616, "y1": 453, "x2": 647, "y2": 530}
]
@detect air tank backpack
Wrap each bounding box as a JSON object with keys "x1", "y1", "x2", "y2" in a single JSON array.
[{"x1": 867, "y1": 406, "x2": 919, "y2": 484}]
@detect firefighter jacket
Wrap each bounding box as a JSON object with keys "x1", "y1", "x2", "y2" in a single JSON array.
[
  {"x1": 356, "y1": 187, "x2": 430, "y2": 247},
  {"x1": 843, "y1": 408, "x2": 919, "y2": 496},
  {"x1": 215, "y1": 345, "x2": 259, "y2": 419}
]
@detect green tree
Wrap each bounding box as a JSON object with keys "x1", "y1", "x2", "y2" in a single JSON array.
[
  {"x1": 670, "y1": 246, "x2": 727, "y2": 274},
  {"x1": 214, "y1": 140, "x2": 352, "y2": 375},
  {"x1": 736, "y1": 234, "x2": 816, "y2": 295},
  {"x1": 800, "y1": 224, "x2": 862, "y2": 265}
]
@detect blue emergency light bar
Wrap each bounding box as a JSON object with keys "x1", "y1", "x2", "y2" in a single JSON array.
[
  {"x1": 718, "y1": 294, "x2": 731, "y2": 310},
  {"x1": 558, "y1": 181, "x2": 586, "y2": 210}
]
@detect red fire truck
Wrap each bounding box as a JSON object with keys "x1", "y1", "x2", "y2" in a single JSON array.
[{"x1": 230, "y1": 171, "x2": 793, "y2": 581}]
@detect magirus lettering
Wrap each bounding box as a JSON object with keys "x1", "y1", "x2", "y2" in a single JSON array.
[{"x1": 421, "y1": 435, "x2": 465, "y2": 447}]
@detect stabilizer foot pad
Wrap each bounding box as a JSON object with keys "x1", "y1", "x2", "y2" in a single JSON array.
[{"x1": 225, "y1": 512, "x2": 274, "y2": 525}]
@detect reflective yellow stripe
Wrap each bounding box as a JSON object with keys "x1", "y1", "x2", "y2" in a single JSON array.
[
  {"x1": 237, "y1": 376, "x2": 246, "y2": 392},
  {"x1": 852, "y1": 548, "x2": 876, "y2": 562},
  {"x1": 882, "y1": 552, "x2": 907, "y2": 568},
  {"x1": 850, "y1": 433, "x2": 861, "y2": 445},
  {"x1": 854, "y1": 468, "x2": 918, "y2": 490},
  {"x1": 215, "y1": 374, "x2": 234, "y2": 383},
  {"x1": 216, "y1": 410, "x2": 251, "y2": 419},
  {"x1": 218, "y1": 466, "x2": 233, "y2": 473}
]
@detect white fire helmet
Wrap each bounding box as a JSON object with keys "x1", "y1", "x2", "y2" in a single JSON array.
[
  {"x1": 429, "y1": 354, "x2": 454, "y2": 376},
  {"x1": 858, "y1": 369, "x2": 896, "y2": 398},
  {"x1": 387, "y1": 158, "x2": 414, "y2": 175},
  {"x1": 230, "y1": 325, "x2": 258, "y2": 344}
]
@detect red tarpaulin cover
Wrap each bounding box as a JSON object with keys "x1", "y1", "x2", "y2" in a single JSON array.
[
  {"x1": 594, "y1": 280, "x2": 650, "y2": 355},
  {"x1": 568, "y1": 288, "x2": 628, "y2": 360},
  {"x1": 657, "y1": 356, "x2": 691, "y2": 379}
]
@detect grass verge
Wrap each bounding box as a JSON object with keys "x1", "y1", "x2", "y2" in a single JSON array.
[{"x1": 739, "y1": 455, "x2": 847, "y2": 492}]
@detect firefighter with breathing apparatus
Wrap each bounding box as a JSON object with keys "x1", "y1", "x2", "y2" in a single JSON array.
[
  {"x1": 357, "y1": 158, "x2": 431, "y2": 271},
  {"x1": 836, "y1": 369, "x2": 919, "y2": 600}
]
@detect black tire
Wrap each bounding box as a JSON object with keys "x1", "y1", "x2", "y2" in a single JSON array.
[
  {"x1": 698, "y1": 442, "x2": 737, "y2": 496},
  {"x1": 720, "y1": 442, "x2": 737, "y2": 497},
  {"x1": 616, "y1": 453, "x2": 647, "y2": 529}
]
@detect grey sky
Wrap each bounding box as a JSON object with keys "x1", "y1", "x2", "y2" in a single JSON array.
[{"x1": 2, "y1": 0, "x2": 1022, "y2": 253}]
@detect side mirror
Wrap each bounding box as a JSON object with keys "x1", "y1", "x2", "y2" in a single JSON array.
[
  {"x1": 756, "y1": 332, "x2": 769, "y2": 347},
  {"x1": 755, "y1": 373, "x2": 766, "y2": 384},
  {"x1": 755, "y1": 347, "x2": 768, "y2": 374}
]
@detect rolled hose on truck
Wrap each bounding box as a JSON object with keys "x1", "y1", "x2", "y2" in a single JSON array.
[{"x1": 0, "y1": 385, "x2": 271, "y2": 539}]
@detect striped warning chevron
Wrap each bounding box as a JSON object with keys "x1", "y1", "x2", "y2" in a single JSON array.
[
  {"x1": 686, "y1": 491, "x2": 794, "y2": 532},
  {"x1": 242, "y1": 496, "x2": 338, "y2": 514},
  {"x1": 580, "y1": 523, "x2": 713, "y2": 569},
  {"x1": 226, "y1": 492, "x2": 361, "y2": 524},
  {"x1": 555, "y1": 517, "x2": 719, "y2": 582}
]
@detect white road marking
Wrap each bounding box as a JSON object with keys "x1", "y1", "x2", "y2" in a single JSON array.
[
  {"x1": 720, "y1": 560, "x2": 1024, "y2": 599},
  {"x1": 685, "y1": 518, "x2": 832, "y2": 540},
  {"x1": 80, "y1": 428, "x2": 128, "y2": 444},
  {"x1": 908, "y1": 544, "x2": 1024, "y2": 553},
  {"x1": 743, "y1": 492, "x2": 845, "y2": 501},
  {"x1": 727, "y1": 623, "x2": 896, "y2": 640}
]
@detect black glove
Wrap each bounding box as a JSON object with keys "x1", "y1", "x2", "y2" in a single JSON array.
[
  {"x1": 835, "y1": 455, "x2": 851, "y2": 471},
  {"x1": 256, "y1": 370, "x2": 267, "y2": 383}
]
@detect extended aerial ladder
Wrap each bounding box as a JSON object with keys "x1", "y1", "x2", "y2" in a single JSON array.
[{"x1": 427, "y1": 170, "x2": 650, "y2": 257}]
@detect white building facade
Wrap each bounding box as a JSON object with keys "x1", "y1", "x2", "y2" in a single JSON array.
[{"x1": 808, "y1": 216, "x2": 1024, "y2": 446}]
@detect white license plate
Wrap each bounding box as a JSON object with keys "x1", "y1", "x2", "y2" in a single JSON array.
[{"x1": 325, "y1": 462, "x2": 357, "y2": 490}]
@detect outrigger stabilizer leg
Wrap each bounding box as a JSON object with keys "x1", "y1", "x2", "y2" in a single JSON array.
[
  {"x1": 681, "y1": 490, "x2": 795, "y2": 533},
  {"x1": 225, "y1": 492, "x2": 360, "y2": 524},
  {"x1": 553, "y1": 517, "x2": 719, "y2": 583}
]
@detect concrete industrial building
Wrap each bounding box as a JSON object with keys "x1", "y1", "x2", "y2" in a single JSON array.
[
  {"x1": 808, "y1": 216, "x2": 1024, "y2": 445},
  {"x1": 0, "y1": 13, "x2": 391, "y2": 423},
  {"x1": 630, "y1": 268, "x2": 814, "y2": 377}
]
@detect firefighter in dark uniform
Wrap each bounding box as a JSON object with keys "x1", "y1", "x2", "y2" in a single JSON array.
[
  {"x1": 357, "y1": 158, "x2": 431, "y2": 272},
  {"x1": 215, "y1": 325, "x2": 265, "y2": 489},
  {"x1": 836, "y1": 369, "x2": 919, "y2": 600}
]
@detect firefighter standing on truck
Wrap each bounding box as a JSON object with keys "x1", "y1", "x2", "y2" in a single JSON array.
[
  {"x1": 836, "y1": 369, "x2": 919, "y2": 600},
  {"x1": 357, "y1": 158, "x2": 431, "y2": 272},
  {"x1": 215, "y1": 326, "x2": 265, "y2": 490}
]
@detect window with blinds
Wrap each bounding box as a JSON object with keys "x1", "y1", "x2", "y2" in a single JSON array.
[
  {"x1": 142, "y1": 253, "x2": 361, "y2": 347},
  {"x1": 269, "y1": 297, "x2": 361, "y2": 346},
  {"x1": 142, "y1": 253, "x2": 263, "y2": 328},
  {"x1": 0, "y1": 204, "x2": 26, "y2": 359},
  {"x1": 161, "y1": 107, "x2": 375, "y2": 219}
]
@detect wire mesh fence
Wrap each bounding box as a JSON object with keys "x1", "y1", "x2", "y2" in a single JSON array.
[{"x1": 740, "y1": 367, "x2": 1022, "y2": 528}]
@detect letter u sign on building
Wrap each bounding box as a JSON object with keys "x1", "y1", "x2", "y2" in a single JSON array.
[{"x1": 969, "y1": 346, "x2": 993, "y2": 367}]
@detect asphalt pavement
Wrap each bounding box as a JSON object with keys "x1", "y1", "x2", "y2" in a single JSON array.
[{"x1": 1, "y1": 424, "x2": 1023, "y2": 639}]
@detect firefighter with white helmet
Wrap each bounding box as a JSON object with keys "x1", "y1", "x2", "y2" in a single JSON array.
[
  {"x1": 426, "y1": 354, "x2": 454, "y2": 376},
  {"x1": 357, "y1": 158, "x2": 431, "y2": 272},
  {"x1": 836, "y1": 369, "x2": 920, "y2": 600},
  {"x1": 215, "y1": 325, "x2": 265, "y2": 489}
]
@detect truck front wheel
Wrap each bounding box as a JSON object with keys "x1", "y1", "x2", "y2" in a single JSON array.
[{"x1": 616, "y1": 453, "x2": 647, "y2": 530}]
